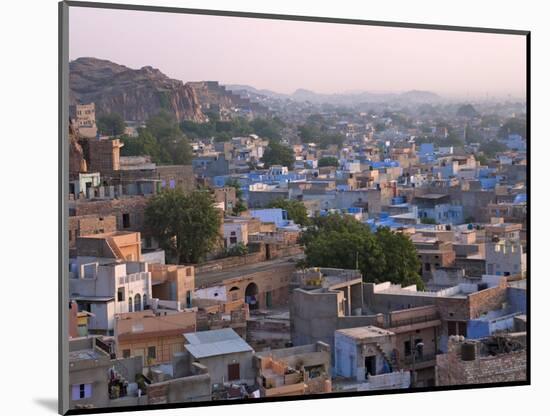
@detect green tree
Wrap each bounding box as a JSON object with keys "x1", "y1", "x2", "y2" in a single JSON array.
[
  {"x1": 97, "y1": 113, "x2": 126, "y2": 136},
  {"x1": 267, "y1": 198, "x2": 309, "y2": 226},
  {"x1": 375, "y1": 227, "x2": 424, "y2": 289},
  {"x1": 145, "y1": 189, "x2": 221, "y2": 264},
  {"x1": 225, "y1": 178, "x2": 247, "y2": 216},
  {"x1": 479, "y1": 140, "x2": 507, "y2": 158},
  {"x1": 302, "y1": 215, "x2": 385, "y2": 282},
  {"x1": 456, "y1": 104, "x2": 479, "y2": 118},
  {"x1": 498, "y1": 117, "x2": 526, "y2": 139},
  {"x1": 302, "y1": 215, "x2": 424, "y2": 288},
  {"x1": 143, "y1": 111, "x2": 193, "y2": 164},
  {"x1": 318, "y1": 156, "x2": 339, "y2": 168},
  {"x1": 226, "y1": 242, "x2": 248, "y2": 257},
  {"x1": 250, "y1": 117, "x2": 285, "y2": 141},
  {"x1": 120, "y1": 129, "x2": 161, "y2": 160},
  {"x1": 261, "y1": 141, "x2": 295, "y2": 169},
  {"x1": 464, "y1": 124, "x2": 479, "y2": 144},
  {"x1": 298, "y1": 124, "x2": 322, "y2": 141},
  {"x1": 318, "y1": 133, "x2": 345, "y2": 149},
  {"x1": 476, "y1": 154, "x2": 489, "y2": 166}
]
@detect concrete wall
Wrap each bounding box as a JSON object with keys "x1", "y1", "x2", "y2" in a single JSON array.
[
  {"x1": 290, "y1": 289, "x2": 380, "y2": 365},
  {"x1": 290, "y1": 289, "x2": 343, "y2": 350},
  {"x1": 334, "y1": 332, "x2": 359, "y2": 378},
  {"x1": 486, "y1": 241, "x2": 526, "y2": 276},
  {"x1": 363, "y1": 284, "x2": 437, "y2": 314},
  {"x1": 196, "y1": 350, "x2": 254, "y2": 385},
  {"x1": 507, "y1": 287, "x2": 527, "y2": 314},
  {"x1": 69, "y1": 349, "x2": 111, "y2": 409},
  {"x1": 147, "y1": 373, "x2": 211, "y2": 404}
]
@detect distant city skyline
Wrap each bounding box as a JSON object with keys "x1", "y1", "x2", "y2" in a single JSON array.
[{"x1": 69, "y1": 7, "x2": 527, "y2": 100}]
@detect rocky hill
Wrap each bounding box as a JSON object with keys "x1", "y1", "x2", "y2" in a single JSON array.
[
  {"x1": 187, "y1": 81, "x2": 269, "y2": 117},
  {"x1": 69, "y1": 57, "x2": 206, "y2": 122}
]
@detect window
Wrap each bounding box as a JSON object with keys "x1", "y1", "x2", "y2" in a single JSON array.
[
  {"x1": 415, "y1": 338, "x2": 424, "y2": 358},
  {"x1": 143, "y1": 294, "x2": 148, "y2": 309},
  {"x1": 404, "y1": 340, "x2": 412, "y2": 356},
  {"x1": 147, "y1": 346, "x2": 156, "y2": 359},
  {"x1": 128, "y1": 297, "x2": 133, "y2": 312},
  {"x1": 448, "y1": 321, "x2": 467, "y2": 336},
  {"x1": 123, "y1": 349, "x2": 131, "y2": 358},
  {"x1": 425, "y1": 263, "x2": 431, "y2": 272},
  {"x1": 458, "y1": 321, "x2": 467, "y2": 336},
  {"x1": 71, "y1": 384, "x2": 92, "y2": 400},
  {"x1": 134, "y1": 294, "x2": 142, "y2": 312},
  {"x1": 122, "y1": 213, "x2": 130, "y2": 228},
  {"x1": 117, "y1": 288, "x2": 125, "y2": 302}
]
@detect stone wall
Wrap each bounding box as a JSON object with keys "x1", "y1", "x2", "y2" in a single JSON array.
[
  {"x1": 71, "y1": 196, "x2": 151, "y2": 233},
  {"x1": 147, "y1": 373, "x2": 211, "y2": 404},
  {"x1": 468, "y1": 280, "x2": 508, "y2": 319},
  {"x1": 69, "y1": 214, "x2": 117, "y2": 249},
  {"x1": 436, "y1": 339, "x2": 527, "y2": 386}
]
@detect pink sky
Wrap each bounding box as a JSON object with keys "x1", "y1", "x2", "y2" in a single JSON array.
[{"x1": 69, "y1": 6, "x2": 526, "y2": 99}]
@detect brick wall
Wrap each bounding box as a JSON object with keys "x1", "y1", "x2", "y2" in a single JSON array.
[
  {"x1": 437, "y1": 349, "x2": 526, "y2": 386},
  {"x1": 468, "y1": 280, "x2": 508, "y2": 319},
  {"x1": 68, "y1": 214, "x2": 117, "y2": 249},
  {"x1": 72, "y1": 196, "x2": 151, "y2": 233},
  {"x1": 196, "y1": 251, "x2": 266, "y2": 274}
]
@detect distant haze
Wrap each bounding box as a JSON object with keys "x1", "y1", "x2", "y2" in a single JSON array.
[{"x1": 69, "y1": 7, "x2": 526, "y2": 100}]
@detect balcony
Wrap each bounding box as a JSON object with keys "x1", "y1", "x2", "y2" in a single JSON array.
[
  {"x1": 402, "y1": 353, "x2": 437, "y2": 370},
  {"x1": 386, "y1": 306, "x2": 441, "y2": 333}
]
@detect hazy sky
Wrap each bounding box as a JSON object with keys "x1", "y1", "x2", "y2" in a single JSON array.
[{"x1": 69, "y1": 7, "x2": 526, "y2": 99}]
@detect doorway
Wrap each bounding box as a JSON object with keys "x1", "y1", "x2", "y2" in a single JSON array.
[
  {"x1": 365, "y1": 356, "x2": 376, "y2": 378},
  {"x1": 245, "y1": 282, "x2": 259, "y2": 310},
  {"x1": 228, "y1": 363, "x2": 240, "y2": 381}
]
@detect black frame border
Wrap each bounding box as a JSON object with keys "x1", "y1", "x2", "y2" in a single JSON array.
[{"x1": 59, "y1": 2, "x2": 531, "y2": 415}]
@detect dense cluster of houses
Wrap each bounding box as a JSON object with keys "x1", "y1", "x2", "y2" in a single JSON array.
[{"x1": 66, "y1": 102, "x2": 527, "y2": 410}]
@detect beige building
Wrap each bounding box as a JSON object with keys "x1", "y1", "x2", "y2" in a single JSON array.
[
  {"x1": 74, "y1": 103, "x2": 98, "y2": 138},
  {"x1": 115, "y1": 309, "x2": 197, "y2": 365},
  {"x1": 76, "y1": 231, "x2": 142, "y2": 262},
  {"x1": 149, "y1": 263, "x2": 195, "y2": 308},
  {"x1": 254, "y1": 342, "x2": 332, "y2": 397}
]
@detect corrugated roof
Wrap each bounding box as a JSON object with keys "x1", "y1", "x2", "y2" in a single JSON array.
[
  {"x1": 183, "y1": 328, "x2": 252, "y2": 359},
  {"x1": 184, "y1": 328, "x2": 240, "y2": 344}
]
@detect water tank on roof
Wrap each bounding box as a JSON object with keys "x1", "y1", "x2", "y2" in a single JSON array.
[{"x1": 461, "y1": 342, "x2": 476, "y2": 361}]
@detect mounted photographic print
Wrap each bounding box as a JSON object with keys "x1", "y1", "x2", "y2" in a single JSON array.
[{"x1": 59, "y1": 1, "x2": 530, "y2": 414}]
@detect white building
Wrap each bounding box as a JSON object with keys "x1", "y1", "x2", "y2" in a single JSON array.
[
  {"x1": 485, "y1": 240, "x2": 526, "y2": 277},
  {"x1": 249, "y1": 208, "x2": 299, "y2": 230},
  {"x1": 69, "y1": 259, "x2": 152, "y2": 335},
  {"x1": 223, "y1": 219, "x2": 249, "y2": 248}
]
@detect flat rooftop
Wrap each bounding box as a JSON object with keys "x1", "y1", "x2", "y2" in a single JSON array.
[
  {"x1": 78, "y1": 230, "x2": 137, "y2": 239},
  {"x1": 415, "y1": 193, "x2": 448, "y2": 199},
  {"x1": 184, "y1": 328, "x2": 253, "y2": 359},
  {"x1": 69, "y1": 349, "x2": 105, "y2": 362},
  {"x1": 336, "y1": 326, "x2": 394, "y2": 340},
  {"x1": 196, "y1": 256, "x2": 300, "y2": 287}
]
